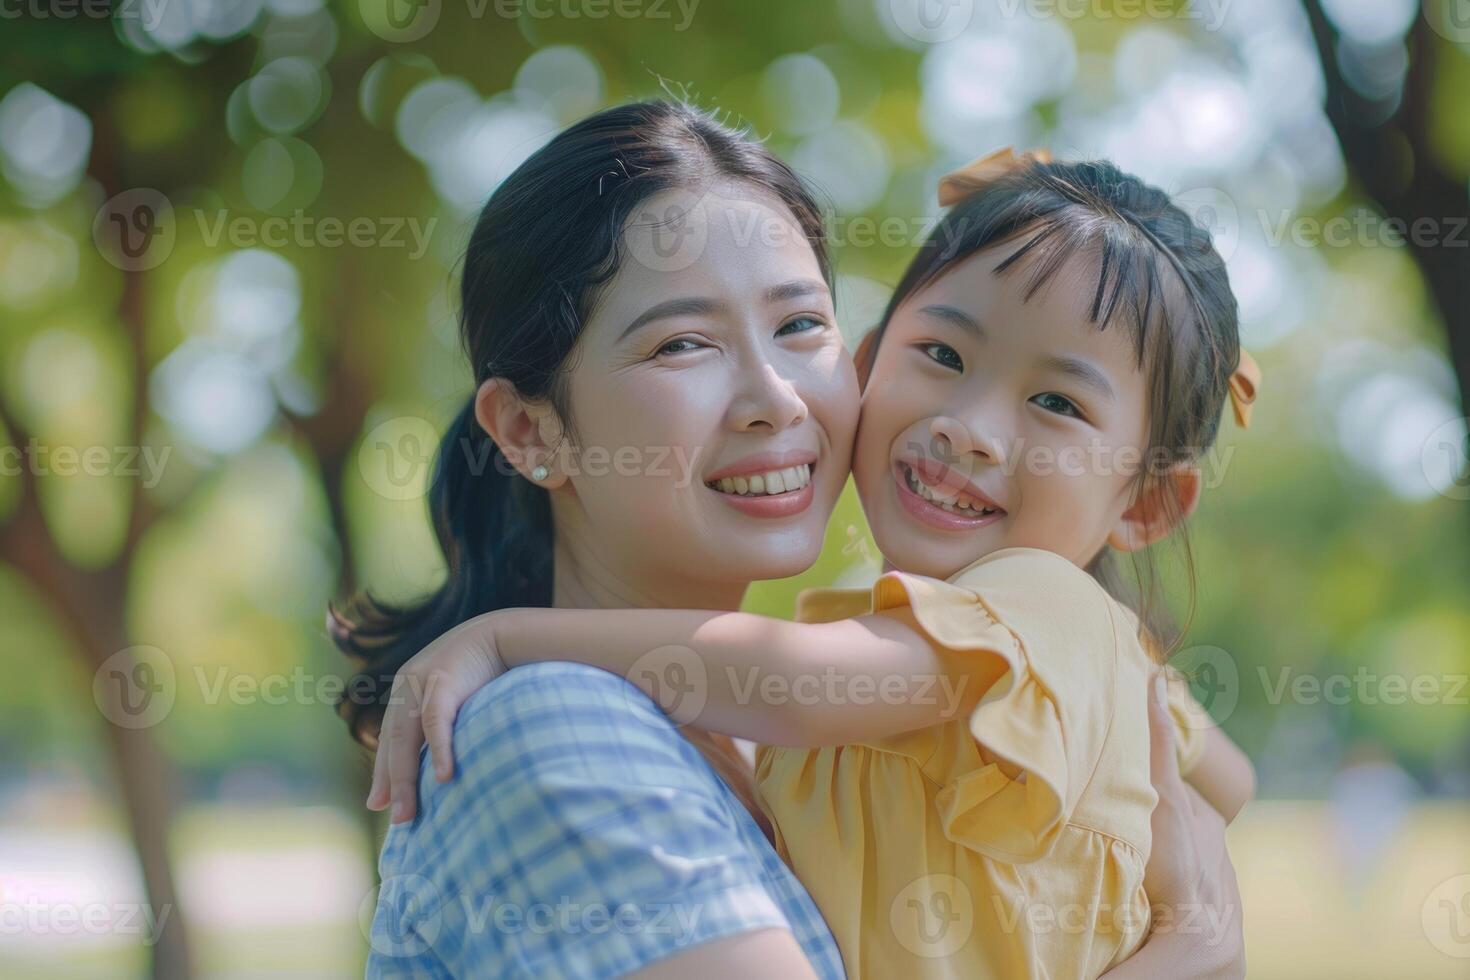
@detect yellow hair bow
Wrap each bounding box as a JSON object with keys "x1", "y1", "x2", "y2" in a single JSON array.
[
  {"x1": 937, "y1": 146, "x2": 1054, "y2": 207},
  {"x1": 1228, "y1": 349, "x2": 1261, "y2": 428}
]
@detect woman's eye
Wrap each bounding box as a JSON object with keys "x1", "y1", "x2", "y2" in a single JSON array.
[
  {"x1": 776, "y1": 315, "x2": 824, "y2": 337},
  {"x1": 656, "y1": 338, "x2": 702, "y2": 356},
  {"x1": 921, "y1": 343, "x2": 964, "y2": 372},
  {"x1": 1032, "y1": 392, "x2": 1081, "y2": 417}
]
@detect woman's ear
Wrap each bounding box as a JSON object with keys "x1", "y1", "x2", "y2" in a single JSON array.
[
  {"x1": 473, "y1": 378, "x2": 569, "y2": 488},
  {"x1": 1107, "y1": 465, "x2": 1202, "y2": 552}
]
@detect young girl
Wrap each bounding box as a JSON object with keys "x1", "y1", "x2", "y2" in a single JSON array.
[{"x1": 369, "y1": 150, "x2": 1257, "y2": 977}]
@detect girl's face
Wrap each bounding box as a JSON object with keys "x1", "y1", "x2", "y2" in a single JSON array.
[
  {"x1": 550, "y1": 181, "x2": 860, "y2": 602},
  {"x1": 852, "y1": 244, "x2": 1153, "y2": 580}
]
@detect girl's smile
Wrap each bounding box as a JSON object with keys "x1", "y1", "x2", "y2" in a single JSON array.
[{"x1": 892, "y1": 458, "x2": 1007, "y2": 531}]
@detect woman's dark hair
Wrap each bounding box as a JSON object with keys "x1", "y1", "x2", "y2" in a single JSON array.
[
  {"x1": 329, "y1": 100, "x2": 831, "y2": 745},
  {"x1": 853, "y1": 158, "x2": 1241, "y2": 655}
]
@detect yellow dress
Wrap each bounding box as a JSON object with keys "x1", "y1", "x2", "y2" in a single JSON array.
[{"x1": 755, "y1": 547, "x2": 1207, "y2": 979}]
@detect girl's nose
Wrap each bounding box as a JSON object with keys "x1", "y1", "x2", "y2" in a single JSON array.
[
  {"x1": 727, "y1": 362, "x2": 809, "y2": 432},
  {"x1": 930, "y1": 415, "x2": 1007, "y2": 468}
]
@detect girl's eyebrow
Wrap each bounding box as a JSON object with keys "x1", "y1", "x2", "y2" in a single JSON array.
[
  {"x1": 1043, "y1": 355, "x2": 1116, "y2": 402},
  {"x1": 919, "y1": 304, "x2": 984, "y2": 339}
]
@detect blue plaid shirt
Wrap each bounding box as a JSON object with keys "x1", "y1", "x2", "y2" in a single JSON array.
[{"x1": 365, "y1": 661, "x2": 846, "y2": 979}]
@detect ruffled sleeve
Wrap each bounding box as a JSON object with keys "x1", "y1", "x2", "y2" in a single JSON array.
[{"x1": 868, "y1": 548, "x2": 1124, "y2": 864}]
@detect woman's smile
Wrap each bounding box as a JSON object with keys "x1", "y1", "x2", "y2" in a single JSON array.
[{"x1": 705, "y1": 450, "x2": 818, "y2": 518}]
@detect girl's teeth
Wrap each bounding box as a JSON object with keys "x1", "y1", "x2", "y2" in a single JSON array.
[
  {"x1": 709, "y1": 464, "x2": 812, "y2": 497},
  {"x1": 903, "y1": 464, "x2": 996, "y2": 517}
]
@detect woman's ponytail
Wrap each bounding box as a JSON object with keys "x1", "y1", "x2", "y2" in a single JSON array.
[{"x1": 329, "y1": 399, "x2": 552, "y2": 745}]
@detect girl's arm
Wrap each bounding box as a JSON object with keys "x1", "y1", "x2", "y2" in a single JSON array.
[
  {"x1": 369, "y1": 604, "x2": 994, "y2": 822},
  {"x1": 1186, "y1": 727, "x2": 1256, "y2": 824},
  {"x1": 488, "y1": 604, "x2": 994, "y2": 745},
  {"x1": 628, "y1": 929, "x2": 819, "y2": 980}
]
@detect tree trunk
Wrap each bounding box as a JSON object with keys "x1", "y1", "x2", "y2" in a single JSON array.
[{"x1": 1302, "y1": 0, "x2": 1470, "y2": 415}]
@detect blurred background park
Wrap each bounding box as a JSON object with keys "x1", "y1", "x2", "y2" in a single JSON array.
[{"x1": 1, "y1": 0, "x2": 1468, "y2": 976}]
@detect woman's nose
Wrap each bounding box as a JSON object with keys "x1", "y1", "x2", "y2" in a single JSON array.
[
  {"x1": 930, "y1": 414, "x2": 1007, "y2": 468},
  {"x1": 727, "y1": 362, "x2": 809, "y2": 432}
]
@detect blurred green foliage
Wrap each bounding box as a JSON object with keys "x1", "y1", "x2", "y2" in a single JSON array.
[{"x1": 1, "y1": 0, "x2": 1467, "y2": 802}]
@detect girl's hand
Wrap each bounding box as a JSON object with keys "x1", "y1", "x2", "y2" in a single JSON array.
[
  {"x1": 1122, "y1": 673, "x2": 1246, "y2": 979},
  {"x1": 364, "y1": 615, "x2": 508, "y2": 824}
]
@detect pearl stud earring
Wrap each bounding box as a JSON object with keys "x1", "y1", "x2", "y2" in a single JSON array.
[{"x1": 531, "y1": 464, "x2": 550, "y2": 481}]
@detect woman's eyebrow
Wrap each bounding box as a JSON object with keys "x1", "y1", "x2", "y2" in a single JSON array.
[
  {"x1": 618, "y1": 296, "x2": 723, "y2": 342},
  {"x1": 1043, "y1": 355, "x2": 1116, "y2": 402},
  {"x1": 766, "y1": 278, "x2": 829, "y2": 304},
  {"x1": 918, "y1": 303, "x2": 985, "y2": 339}
]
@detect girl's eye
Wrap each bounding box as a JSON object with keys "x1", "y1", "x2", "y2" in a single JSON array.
[
  {"x1": 921, "y1": 343, "x2": 964, "y2": 372},
  {"x1": 776, "y1": 315, "x2": 824, "y2": 337},
  {"x1": 656, "y1": 338, "x2": 703, "y2": 356},
  {"x1": 1032, "y1": 392, "x2": 1082, "y2": 418}
]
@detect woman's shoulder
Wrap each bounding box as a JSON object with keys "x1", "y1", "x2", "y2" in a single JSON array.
[
  {"x1": 377, "y1": 661, "x2": 846, "y2": 979},
  {"x1": 451, "y1": 661, "x2": 737, "y2": 802}
]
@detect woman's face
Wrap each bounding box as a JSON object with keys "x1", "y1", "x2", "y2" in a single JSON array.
[{"x1": 548, "y1": 180, "x2": 859, "y2": 602}]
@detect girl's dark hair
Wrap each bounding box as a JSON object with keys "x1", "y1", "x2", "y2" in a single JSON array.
[
  {"x1": 854, "y1": 158, "x2": 1240, "y2": 654},
  {"x1": 329, "y1": 100, "x2": 831, "y2": 745}
]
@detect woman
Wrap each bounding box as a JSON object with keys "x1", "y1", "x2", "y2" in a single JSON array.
[{"x1": 332, "y1": 100, "x2": 1245, "y2": 978}]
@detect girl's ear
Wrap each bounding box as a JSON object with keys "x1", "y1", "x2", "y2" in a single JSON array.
[
  {"x1": 473, "y1": 378, "x2": 570, "y2": 488},
  {"x1": 1107, "y1": 465, "x2": 1201, "y2": 553}
]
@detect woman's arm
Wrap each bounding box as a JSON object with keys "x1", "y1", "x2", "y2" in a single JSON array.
[{"x1": 1102, "y1": 676, "x2": 1246, "y2": 979}]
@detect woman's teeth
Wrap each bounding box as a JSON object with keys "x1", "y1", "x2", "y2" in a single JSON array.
[
  {"x1": 902, "y1": 463, "x2": 997, "y2": 516},
  {"x1": 710, "y1": 464, "x2": 812, "y2": 496}
]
